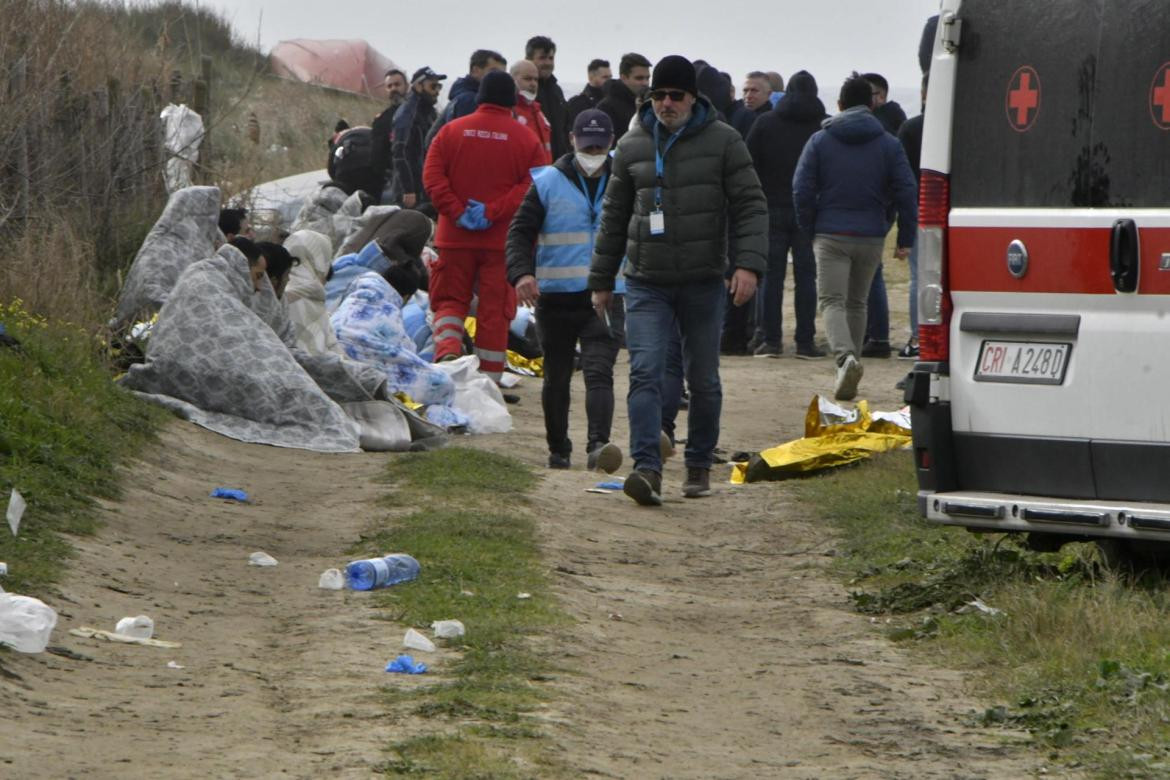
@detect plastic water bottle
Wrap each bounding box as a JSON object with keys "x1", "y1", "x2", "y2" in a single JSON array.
[{"x1": 345, "y1": 553, "x2": 420, "y2": 591}]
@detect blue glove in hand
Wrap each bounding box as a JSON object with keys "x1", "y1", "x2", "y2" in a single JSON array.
[{"x1": 456, "y1": 199, "x2": 492, "y2": 231}]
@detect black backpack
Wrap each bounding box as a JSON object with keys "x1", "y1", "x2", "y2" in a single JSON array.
[{"x1": 328, "y1": 127, "x2": 374, "y2": 190}]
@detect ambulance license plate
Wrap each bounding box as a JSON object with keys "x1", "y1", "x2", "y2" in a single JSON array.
[{"x1": 974, "y1": 340, "x2": 1071, "y2": 385}]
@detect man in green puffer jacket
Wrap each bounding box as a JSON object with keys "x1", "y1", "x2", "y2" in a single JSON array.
[{"x1": 588, "y1": 54, "x2": 767, "y2": 507}]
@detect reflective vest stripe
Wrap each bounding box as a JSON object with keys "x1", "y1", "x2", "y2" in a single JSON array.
[{"x1": 535, "y1": 264, "x2": 592, "y2": 280}]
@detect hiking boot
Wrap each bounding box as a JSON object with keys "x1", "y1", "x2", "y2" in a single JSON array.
[
  {"x1": 682, "y1": 467, "x2": 711, "y2": 498},
  {"x1": 660, "y1": 431, "x2": 676, "y2": 460},
  {"x1": 834, "y1": 354, "x2": 863, "y2": 401},
  {"x1": 586, "y1": 442, "x2": 623, "y2": 474},
  {"x1": 795, "y1": 342, "x2": 828, "y2": 360},
  {"x1": 623, "y1": 469, "x2": 663, "y2": 506},
  {"x1": 753, "y1": 342, "x2": 782, "y2": 358},
  {"x1": 548, "y1": 453, "x2": 571, "y2": 470},
  {"x1": 861, "y1": 339, "x2": 892, "y2": 358},
  {"x1": 897, "y1": 341, "x2": 919, "y2": 360}
]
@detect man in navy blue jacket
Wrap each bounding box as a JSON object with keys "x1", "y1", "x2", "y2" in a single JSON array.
[{"x1": 793, "y1": 74, "x2": 917, "y2": 402}]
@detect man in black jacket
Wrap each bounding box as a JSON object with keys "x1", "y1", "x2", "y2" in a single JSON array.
[
  {"x1": 589, "y1": 55, "x2": 767, "y2": 506},
  {"x1": 728, "y1": 71, "x2": 772, "y2": 138},
  {"x1": 566, "y1": 58, "x2": 611, "y2": 127},
  {"x1": 597, "y1": 52, "x2": 651, "y2": 144},
  {"x1": 371, "y1": 68, "x2": 408, "y2": 202},
  {"x1": 507, "y1": 109, "x2": 622, "y2": 473},
  {"x1": 744, "y1": 70, "x2": 827, "y2": 359},
  {"x1": 526, "y1": 35, "x2": 570, "y2": 159},
  {"x1": 392, "y1": 67, "x2": 445, "y2": 210}
]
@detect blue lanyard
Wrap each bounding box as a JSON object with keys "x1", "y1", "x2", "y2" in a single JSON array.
[
  {"x1": 653, "y1": 122, "x2": 682, "y2": 209},
  {"x1": 575, "y1": 169, "x2": 608, "y2": 222}
]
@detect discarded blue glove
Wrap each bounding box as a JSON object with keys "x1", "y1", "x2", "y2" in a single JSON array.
[
  {"x1": 211, "y1": 488, "x2": 248, "y2": 502},
  {"x1": 596, "y1": 481, "x2": 625, "y2": 491},
  {"x1": 456, "y1": 199, "x2": 492, "y2": 231},
  {"x1": 385, "y1": 654, "x2": 428, "y2": 674}
]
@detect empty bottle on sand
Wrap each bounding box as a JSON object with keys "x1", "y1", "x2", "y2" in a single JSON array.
[{"x1": 345, "y1": 553, "x2": 420, "y2": 591}]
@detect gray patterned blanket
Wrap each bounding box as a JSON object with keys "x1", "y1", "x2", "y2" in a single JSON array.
[
  {"x1": 112, "y1": 186, "x2": 221, "y2": 329},
  {"x1": 121, "y1": 245, "x2": 392, "y2": 453}
]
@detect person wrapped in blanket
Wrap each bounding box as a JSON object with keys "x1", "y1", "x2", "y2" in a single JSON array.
[{"x1": 325, "y1": 210, "x2": 468, "y2": 429}]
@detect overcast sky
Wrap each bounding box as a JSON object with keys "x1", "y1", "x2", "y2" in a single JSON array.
[{"x1": 207, "y1": 0, "x2": 938, "y2": 110}]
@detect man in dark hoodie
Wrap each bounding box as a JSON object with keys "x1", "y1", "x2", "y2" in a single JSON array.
[
  {"x1": 745, "y1": 69, "x2": 827, "y2": 359},
  {"x1": 793, "y1": 74, "x2": 916, "y2": 402},
  {"x1": 565, "y1": 59, "x2": 611, "y2": 127},
  {"x1": 597, "y1": 52, "x2": 652, "y2": 143},
  {"x1": 863, "y1": 72, "x2": 907, "y2": 134},
  {"x1": 589, "y1": 55, "x2": 767, "y2": 506},
  {"x1": 526, "y1": 35, "x2": 570, "y2": 159},
  {"x1": 423, "y1": 50, "x2": 507, "y2": 158},
  {"x1": 507, "y1": 109, "x2": 623, "y2": 473}
]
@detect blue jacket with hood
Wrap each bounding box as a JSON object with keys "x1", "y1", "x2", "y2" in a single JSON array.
[{"x1": 792, "y1": 105, "x2": 917, "y2": 248}]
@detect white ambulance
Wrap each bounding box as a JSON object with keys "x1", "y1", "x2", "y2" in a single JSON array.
[{"x1": 907, "y1": 0, "x2": 1170, "y2": 559}]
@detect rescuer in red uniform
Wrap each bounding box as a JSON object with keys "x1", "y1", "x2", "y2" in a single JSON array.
[{"x1": 423, "y1": 70, "x2": 548, "y2": 380}]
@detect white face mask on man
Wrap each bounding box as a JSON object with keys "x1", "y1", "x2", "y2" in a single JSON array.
[
  {"x1": 574, "y1": 151, "x2": 608, "y2": 176},
  {"x1": 519, "y1": 89, "x2": 538, "y2": 102}
]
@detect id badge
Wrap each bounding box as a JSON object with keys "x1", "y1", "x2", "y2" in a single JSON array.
[{"x1": 649, "y1": 210, "x2": 665, "y2": 236}]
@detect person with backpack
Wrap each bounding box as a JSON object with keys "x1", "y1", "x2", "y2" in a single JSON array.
[
  {"x1": 392, "y1": 67, "x2": 446, "y2": 210},
  {"x1": 327, "y1": 125, "x2": 379, "y2": 199},
  {"x1": 506, "y1": 109, "x2": 622, "y2": 473}
]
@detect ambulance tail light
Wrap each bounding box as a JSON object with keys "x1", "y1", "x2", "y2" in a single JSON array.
[{"x1": 916, "y1": 169, "x2": 951, "y2": 362}]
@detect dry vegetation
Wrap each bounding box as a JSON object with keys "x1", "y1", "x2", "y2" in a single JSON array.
[{"x1": 0, "y1": 0, "x2": 377, "y2": 329}]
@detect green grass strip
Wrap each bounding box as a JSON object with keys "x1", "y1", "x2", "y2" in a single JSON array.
[
  {"x1": 0, "y1": 301, "x2": 164, "y2": 596},
  {"x1": 792, "y1": 451, "x2": 1170, "y2": 778},
  {"x1": 363, "y1": 448, "x2": 569, "y2": 778}
]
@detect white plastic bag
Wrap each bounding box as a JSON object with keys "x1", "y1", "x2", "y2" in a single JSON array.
[
  {"x1": 0, "y1": 593, "x2": 58, "y2": 653},
  {"x1": 431, "y1": 619, "x2": 465, "y2": 638},
  {"x1": 433, "y1": 356, "x2": 512, "y2": 434},
  {"x1": 159, "y1": 104, "x2": 204, "y2": 194},
  {"x1": 115, "y1": 615, "x2": 155, "y2": 640},
  {"x1": 403, "y1": 628, "x2": 436, "y2": 653},
  {"x1": 318, "y1": 568, "x2": 344, "y2": 590},
  {"x1": 248, "y1": 551, "x2": 279, "y2": 567}
]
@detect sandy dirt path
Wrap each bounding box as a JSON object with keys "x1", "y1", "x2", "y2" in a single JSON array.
[{"x1": 1, "y1": 269, "x2": 1049, "y2": 778}]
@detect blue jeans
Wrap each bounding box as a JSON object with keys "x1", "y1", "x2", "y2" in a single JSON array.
[
  {"x1": 865, "y1": 263, "x2": 889, "y2": 344},
  {"x1": 756, "y1": 208, "x2": 817, "y2": 348},
  {"x1": 660, "y1": 324, "x2": 685, "y2": 444},
  {"x1": 625, "y1": 277, "x2": 724, "y2": 473}
]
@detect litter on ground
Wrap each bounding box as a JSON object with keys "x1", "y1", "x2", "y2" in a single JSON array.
[{"x1": 70, "y1": 626, "x2": 181, "y2": 649}]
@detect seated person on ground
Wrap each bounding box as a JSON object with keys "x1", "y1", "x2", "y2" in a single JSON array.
[
  {"x1": 220, "y1": 208, "x2": 253, "y2": 243},
  {"x1": 258, "y1": 241, "x2": 299, "y2": 299}
]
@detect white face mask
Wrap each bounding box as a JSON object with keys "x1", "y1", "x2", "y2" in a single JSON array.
[
  {"x1": 575, "y1": 151, "x2": 608, "y2": 176},
  {"x1": 520, "y1": 89, "x2": 537, "y2": 102}
]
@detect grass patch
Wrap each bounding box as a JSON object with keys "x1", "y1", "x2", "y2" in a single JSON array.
[
  {"x1": 365, "y1": 448, "x2": 569, "y2": 778},
  {"x1": 0, "y1": 301, "x2": 164, "y2": 596},
  {"x1": 792, "y1": 450, "x2": 1170, "y2": 777}
]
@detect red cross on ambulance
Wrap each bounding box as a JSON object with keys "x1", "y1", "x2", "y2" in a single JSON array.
[
  {"x1": 1005, "y1": 66, "x2": 1040, "y2": 132},
  {"x1": 1151, "y1": 62, "x2": 1170, "y2": 130}
]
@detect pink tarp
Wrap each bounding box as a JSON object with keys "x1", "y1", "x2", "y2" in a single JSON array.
[{"x1": 269, "y1": 39, "x2": 398, "y2": 98}]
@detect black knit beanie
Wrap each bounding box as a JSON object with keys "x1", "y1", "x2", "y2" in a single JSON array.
[
  {"x1": 477, "y1": 71, "x2": 517, "y2": 107},
  {"x1": 650, "y1": 55, "x2": 698, "y2": 96},
  {"x1": 788, "y1": 70, "x2": 818, "y2": 97}
]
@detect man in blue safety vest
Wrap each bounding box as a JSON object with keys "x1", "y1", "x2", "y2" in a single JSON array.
[{"x1": 506, "y1": 109, "x2": 624, "y2": 473}]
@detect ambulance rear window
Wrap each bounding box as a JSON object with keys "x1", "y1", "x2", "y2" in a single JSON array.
[{"x1": 949, "y1": 0, "x2": 1169, "y2": 209}]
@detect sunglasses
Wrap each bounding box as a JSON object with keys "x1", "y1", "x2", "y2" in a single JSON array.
[{"x1": 649, "y1": 89, "x2": 688, "y2": 102}]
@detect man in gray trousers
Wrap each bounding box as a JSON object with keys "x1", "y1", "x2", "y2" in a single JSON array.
[{"x1": 793, "y1": 73, "x2": 917, "y2": 401}]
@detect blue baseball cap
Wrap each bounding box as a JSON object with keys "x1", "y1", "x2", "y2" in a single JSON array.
[{"x1": 572, "y1": 109, "x2": 614, "y2": 147}]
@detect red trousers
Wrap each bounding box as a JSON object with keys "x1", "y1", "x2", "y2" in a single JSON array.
[{"x1": 430, "y1": 248, "x2": 513, "y2": 379}]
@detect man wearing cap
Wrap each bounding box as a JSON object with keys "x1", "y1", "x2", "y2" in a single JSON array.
[
  {"x1": 392, "y1": 66, "x2": 446, "y2": 210},
  {"x1": 423, "y1": 71, "x2": 548, "y2": 381},
  {"x1": 507, "y1": 109, "x2": 623, "y2": 473},
  {"x1": 589, "y1": 55, "x2": 767, "y2": 506}
]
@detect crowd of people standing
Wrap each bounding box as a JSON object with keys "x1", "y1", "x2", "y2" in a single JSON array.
[{"x1": 323, "y1": 35, "x2": 919, "y2": 507}]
